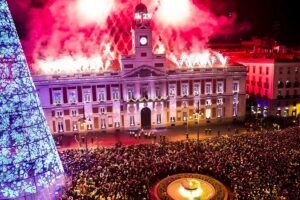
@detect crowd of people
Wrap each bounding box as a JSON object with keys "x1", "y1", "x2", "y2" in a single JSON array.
[
  {"x1": 128, "y1": 129, "x2": 158, "y2": 140},
  {"x1": 59, "y1": 127, "x2": 300, "y2": 200}
]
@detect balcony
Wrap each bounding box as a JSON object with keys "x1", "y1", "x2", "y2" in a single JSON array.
[
  {"x1": 181, "y1": 93, "x2": 189, "y2": 97},
  {"x1": 98, "y1": 99, "x2": 106, "y2": 103},
  {"x1": 54, "y1": 102, "x2": 62, "y2": 106},
  {"x1": 69, "y1": 100, "x2": 77, "y2": 105},
  {"x1": 294, "y1": 82, "x2": 299, "y2": 88}
]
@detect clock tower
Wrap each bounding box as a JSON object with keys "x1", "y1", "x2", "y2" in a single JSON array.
[
  {"x1": 121, "y1": 3, "x2": 166, "y2": 72},
  {"x1": 133, "y1": 3, "x2": 153, "y2": 58}
]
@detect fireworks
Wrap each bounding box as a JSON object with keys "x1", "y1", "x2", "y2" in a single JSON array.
[
  {"x1": 38, "y1": 55, "x2": 109, "y2": 75},
  {"x1": 76, "y1": 0, "x2": 116, "y2": 26},
  {"x1": 154, "y1": 0, "x2": 191, "y2": 27},
  {"x1": 10, "y1": 0, "x2": 237, "y2": 75},
  {"x1": 169, "y1": 51, "x2": 228, "y2": 69}
]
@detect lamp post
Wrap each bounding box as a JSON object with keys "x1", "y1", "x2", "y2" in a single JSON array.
[
  {"x1": 79, "y1": 107, "x2": 88, "y2": 163},
  {"x1": 186, "y1": 115, "x2": 193, "y2": 140},
  {"x1": 196, "y1": 100, "x2": 201, "y2": 154}
]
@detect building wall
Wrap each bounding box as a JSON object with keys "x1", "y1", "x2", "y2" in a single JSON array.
[
  {"x1": 32, "y1": 5, "x2": 248, "y2": 134},
  {"x1": 33, "y1": 67, "x2": 247, "y2": 134},
  {"x1": 241, "y1": 59, "x2": 275, "y2": 100},
  {"x1": 273, "y1": 62, "x2": 300, "y2": 99},
  {"x1": 240, "y1": 58, "x2": 300, "y2": 117}
]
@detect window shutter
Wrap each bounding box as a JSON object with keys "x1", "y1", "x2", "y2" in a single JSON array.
[
  {"x1": 65, "y1": 119, "x2": 71, "y2": 132},
  {"x1": 201, "y1": 80, "x2": 205, "y2": 94},
  {"x1": 189, "y1": 80, "x2": 193, "y2": 95},
  {"x1": 63, "y1": 87, "x2": 68, "y2": 103},
  {"x1": 49, "y1": 88, "x2": 53, "y2": 104},
  {"x1": 213, "y1": 80, "x2": 216, "y2": 94},
  {"x1": 77, "y1": 86, "x2": 82, "y2": 102},
  {"x1": 52, "y1": 121, "x2": 56, "y2": 132},
  {"x1": 106, "y1": 85, "x2": 111, "y2": 100},
  {"x1": 94, "y1": 117, "x2": 99, "y2": 129},
  {"x1": 92, "y1": 85, "x2": 97, "y2": 101},
  {"x1": 177, "y1": 81, "x2": 181, "y2": 96}
]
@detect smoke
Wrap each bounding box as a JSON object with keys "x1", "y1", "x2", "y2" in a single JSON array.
[
  {"x1": 7, "y1": 0, "x2": 250, "y2": 74},
  {"x1": 75, "y1": 0, "x2": 116, "y2": 27}
]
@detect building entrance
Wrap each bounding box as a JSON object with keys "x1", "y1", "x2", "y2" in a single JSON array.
[{"x1": 141, "y1": 107, "x2": 151, "y2": 129}]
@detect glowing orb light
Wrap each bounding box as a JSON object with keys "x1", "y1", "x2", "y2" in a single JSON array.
[
  {"x1": 155, "y1": 0, "x2": 191, "y2": 27},
  {"x1": 76, "y1": 0, "x2": 115, "y2": 25},
  {"x1": 179, "y1": 185, "x2": 203, "y2": 199}
]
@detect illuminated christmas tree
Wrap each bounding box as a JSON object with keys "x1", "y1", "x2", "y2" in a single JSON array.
[{"x1": 0, "y1": 1, "x2": 64, "y2": 199}]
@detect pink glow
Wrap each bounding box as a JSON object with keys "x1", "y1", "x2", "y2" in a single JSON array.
[
  {"x1": 76, "y1": 0, "x2": 116, "y2": 26},
  {"x1": 8, "y1": 0, "x2": 249, "y2": 74},
  {"x1": 154, "y1": 0, "x2": 192, "y2": 27},
  {"x1": 169, "y1": 50, "x2": 228, "y2": 69}
]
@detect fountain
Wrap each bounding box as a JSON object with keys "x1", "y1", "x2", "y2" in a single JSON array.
[
  {"x1": 154, "y1": 173, "x2": 228, "y2": 200},
  {"x1": 178, "y1": 179, "x2": 203, "y2": 199}
]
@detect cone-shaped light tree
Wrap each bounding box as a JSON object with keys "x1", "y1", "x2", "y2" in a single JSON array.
[{"x1": 0, "y1": 1, "x2": 65, "y2": 199}]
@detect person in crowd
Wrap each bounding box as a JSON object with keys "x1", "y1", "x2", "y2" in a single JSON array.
[{"x1": 59, "y1": 127, "x2": 300, "y2": 200}]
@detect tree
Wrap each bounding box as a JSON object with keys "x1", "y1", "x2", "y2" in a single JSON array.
[{"x1": 0, "y1": 1, "x2": 64, "y2": 199}]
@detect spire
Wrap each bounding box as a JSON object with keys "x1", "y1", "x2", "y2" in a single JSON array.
[{"x1": 0, "y1": 1, "x2": 64, "y2": 199}]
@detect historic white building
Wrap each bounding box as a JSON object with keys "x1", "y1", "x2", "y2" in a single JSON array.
[{"x1": 32, "y1": 3, "x2": 247, "y2": 134}]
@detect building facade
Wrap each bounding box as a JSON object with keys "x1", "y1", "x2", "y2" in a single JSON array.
[
  {"x1": 238, "y1": 58, "x2": 300, "y2": 117},
  {"x1": 32, "y1": 4, "x2": 247, "y2": 134},
  {"x1": 217, "y1": 38, "x2": 300, "y2": 118}
]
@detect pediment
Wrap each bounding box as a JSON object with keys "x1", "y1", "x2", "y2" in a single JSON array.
[{"x1": 123, "y1": 65, "x2": 166, "y2": 78}]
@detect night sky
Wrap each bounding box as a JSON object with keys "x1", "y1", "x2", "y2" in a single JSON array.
[
  {"x1": 7, "y1": 0, "x2": 300, "y2": 47},
  {"x1": 233, "y1": 0, "x2": 300, "y2": 46}
]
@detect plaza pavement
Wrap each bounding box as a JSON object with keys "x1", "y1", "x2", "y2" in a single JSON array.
[{"x1": 54, "y1": 122, "x2": 246, "y2": 151}]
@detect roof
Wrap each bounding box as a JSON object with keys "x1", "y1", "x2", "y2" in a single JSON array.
[{"x1": 135, "y1": 3, "x2": 147, "y2": 13}]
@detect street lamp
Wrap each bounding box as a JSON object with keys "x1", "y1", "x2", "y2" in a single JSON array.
[
  {"x1": 186, "y1": 116, "x2": 193, "y2": 140},
  {"x1": 195, "y1": 100, "x2": 201, "y2": 154},
  {"x1": 79, "y1": 113, "x2": 88, "y2": 163}
]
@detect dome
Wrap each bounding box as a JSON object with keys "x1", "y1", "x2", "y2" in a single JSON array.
[{"x1": 135, "y1": 3, "x2": 148, "y2": 13}]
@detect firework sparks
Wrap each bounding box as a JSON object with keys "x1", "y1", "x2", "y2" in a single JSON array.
[{"x1": 9, "y1": 0, "x2": 241, "y2": 75}]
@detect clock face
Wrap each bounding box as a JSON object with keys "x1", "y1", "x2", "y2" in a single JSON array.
[{"x1": 140, "y1": 37, "x2": 148, "y2": 45}]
